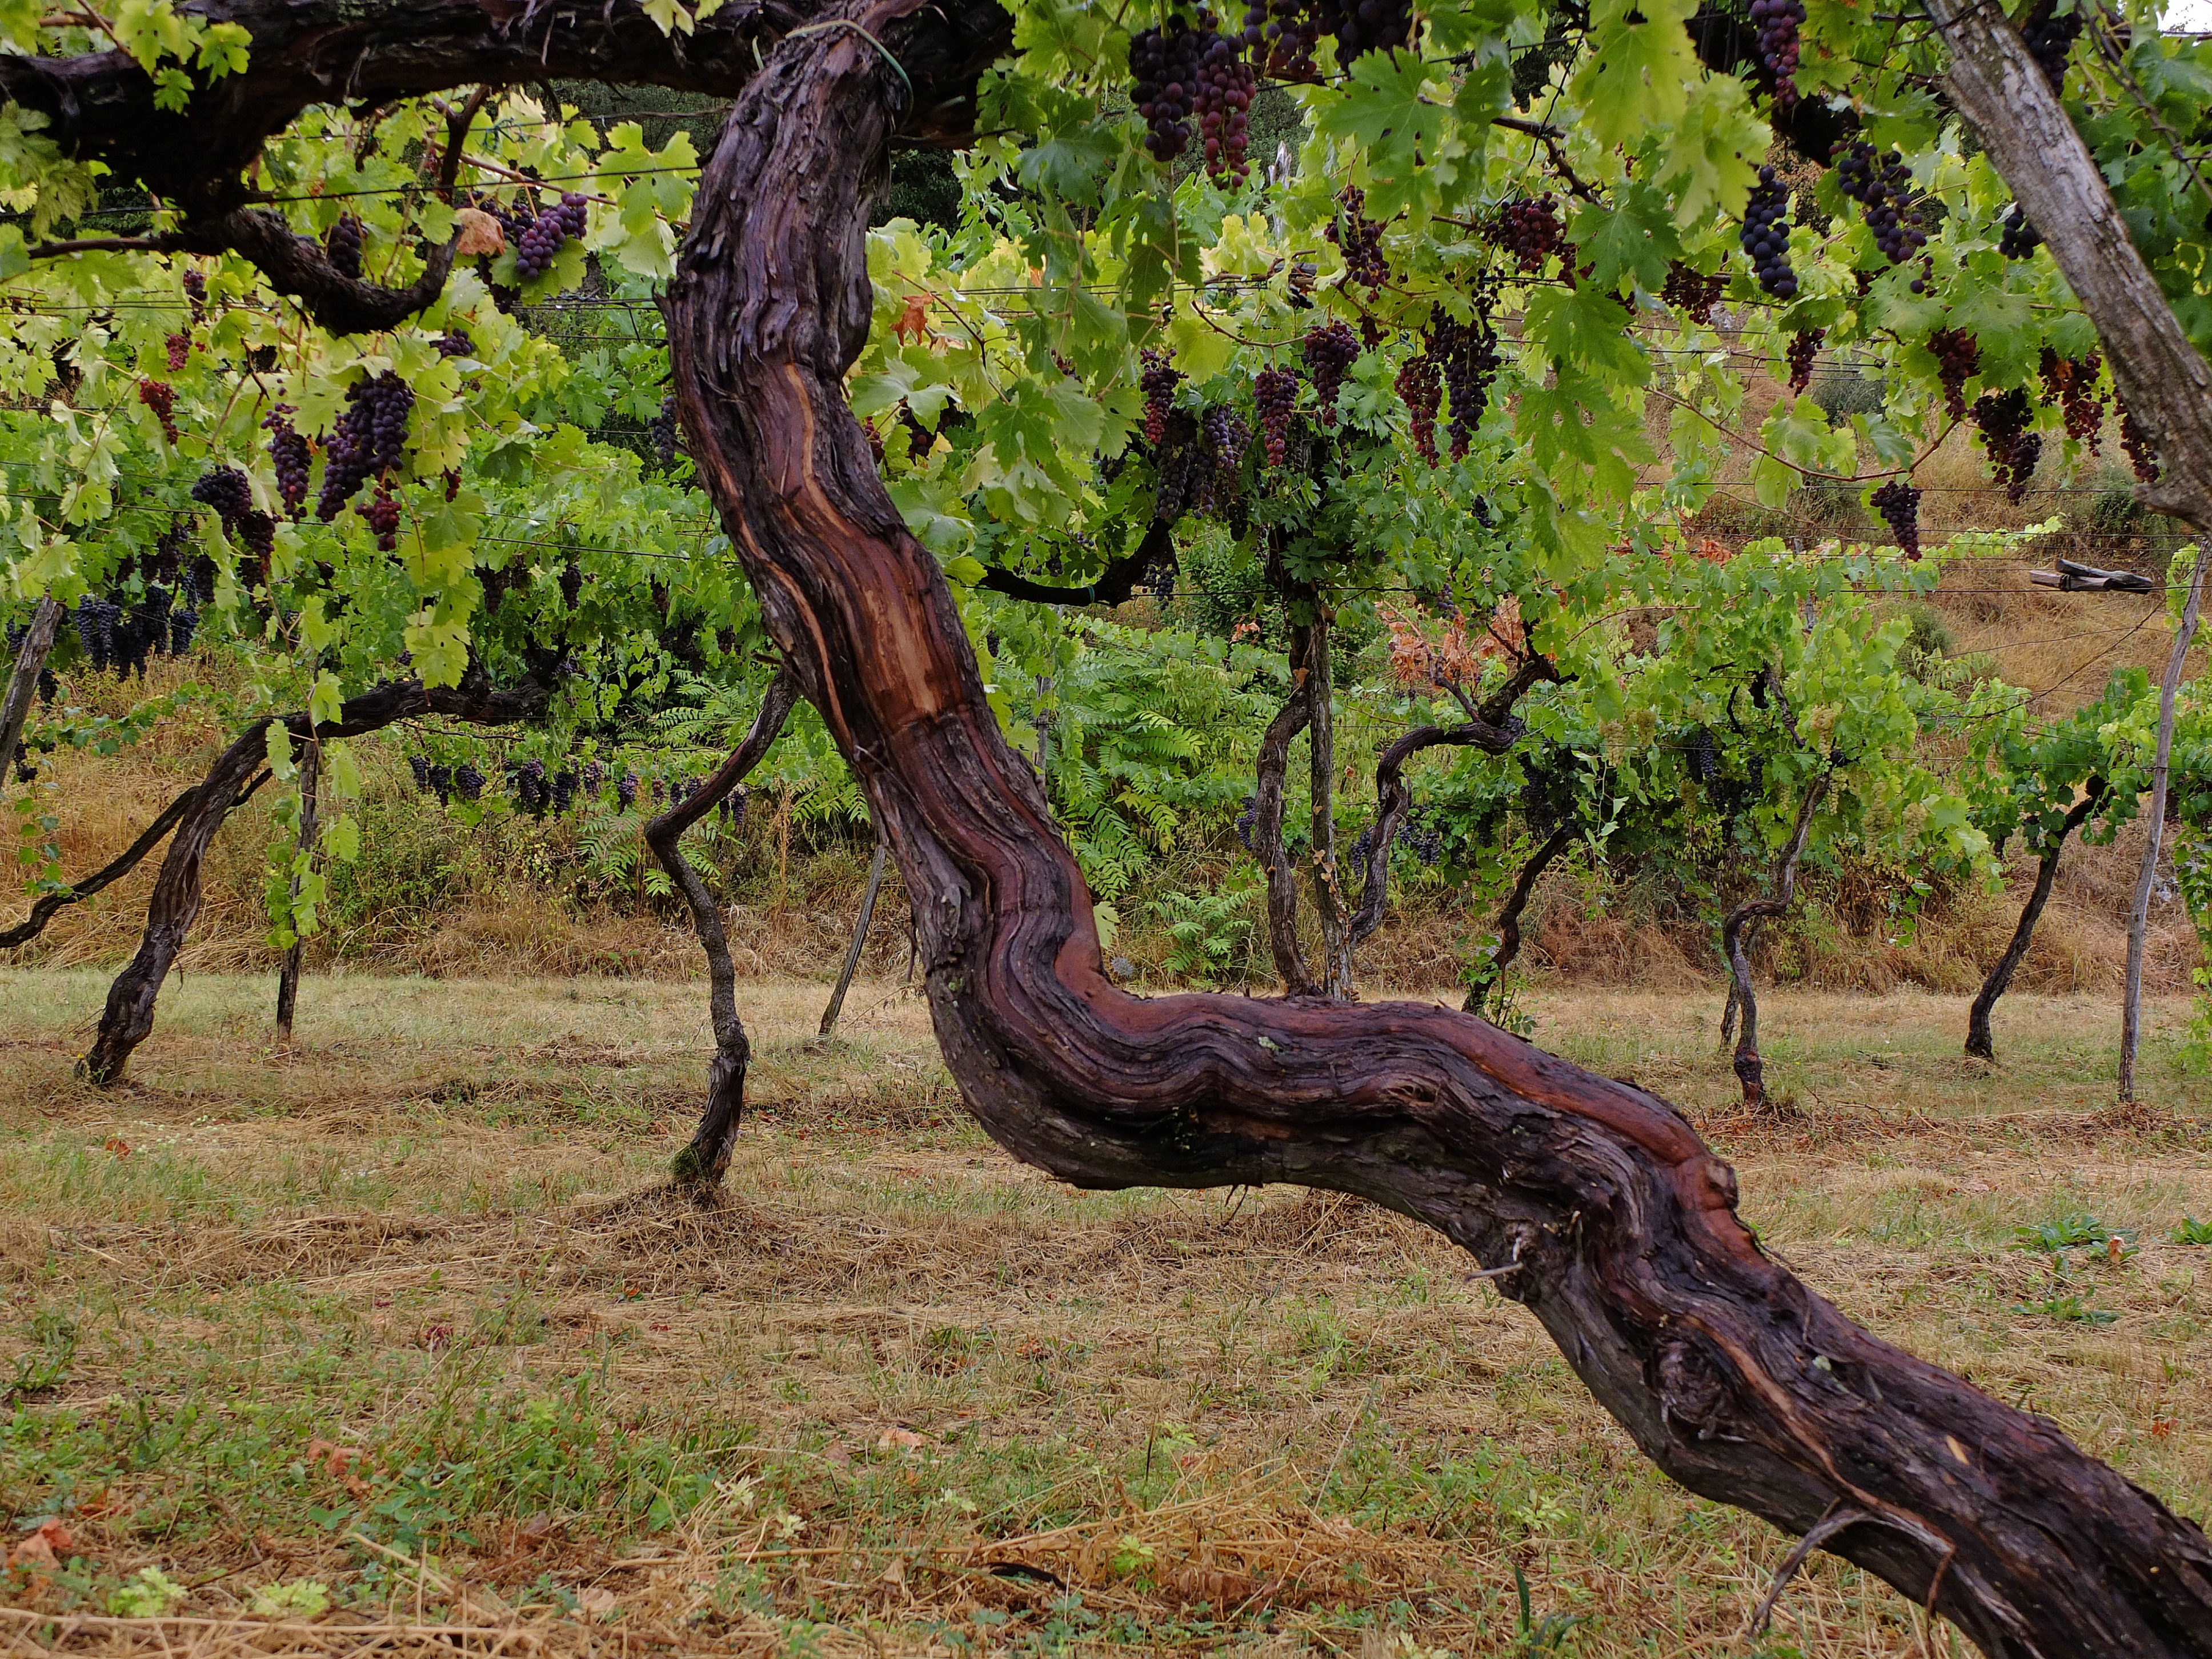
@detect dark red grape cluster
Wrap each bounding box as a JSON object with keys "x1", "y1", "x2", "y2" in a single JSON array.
[
  {"x1": 324, "y1": 214, "x2": 364, "y2": 280},
  {"x1": 1152, "y1": 410, "x2": 1205, "y2": 519},
  {"x1": 317, "y1": 372, "x2": 414, "y2": 520},
  {"x1": 1870, "y1": 478, "x2": 1922, "y2": 560},
  {"x1": 138, "y1": 379, "x2": 178, "y2": 443},
  {"x1": 1833, "y1": 142, "x2": 1928, "y2": 268},
  {"x1": 1300, "y1": 321, "x2": 1360, "y2": 427},
  {"x1": 1243, "y1": 0, "x2": 1319, "y2": 78},
  {"x1": 515, "y1": 193, "x2": 588, "y2": 280},
  {"x1": 1926, "y1": 328, "x2": 1979, "y2": 421},
  {"x1": 1970, "y1": 388, "x2": 2042, "y2": 500},
  {"x1": 1254, "y1": 366, "x2": 1300, "y2": 467},
  {"x1": 1328, "y1": 186, "x2": 1390, "y2": 292},
  {"x1": 1749, "y1": 0, "x2": 1805, "y2": 105},
  {"x1": 1199, "y1": 405, "x2": 1251, "y2": 506},
  {"x1": 1491, "y1": 194, "x2": 1563, "y2": 274},
  {"x1": 2038, "y1": 347, "x2": 2105, "y2": 444},
  {"x1": 165, "y1": 332, "x2": 190, "y2": 372},
  {"x1": 1785, "y1": 328, "x2": 1824, "y2": 395},
  {"x1": 2021, "y1": 0, "x2": 2083, "y2": 90},
  {"x1": 1741, "y1": 167, "x2": 1797, "y2": 298},
  {"x1": 1662, "y1": 262, "x2": 1726, "y2": 320},
  {"x1": 1313, "y1": 0, "x2": 1413, "y2": 61},
  {"x1": 434, "y1": 330, "x2": 474, "y2": 359},
  {"x1": 1141, "y1": 348, "x2": 1183, "y2": 445},
  {"x1": 264, "y1": 408, "x2": 312, "y2": 518},
  {"x1": 1997, "y1": 205, "x2": 2042, "y2": 260},
  {"x1": 2118, "y1": 396, "x2": 2159, "y2": 482},
  {"x1": 1395, "y1": 348, "x2": 1441, "y2": 464},
  {"x1": 651, "y1": 394, "x2": 682, "y2": 468},
  {"x1": 1130, "y1": 21, "x2": 1208, "y2": 165},
  {"x1": 1193, "y1": 29, "x2": 1256, "y2": 181},
  {"x1": 182, "y1": 269, "x2": 206, "y2": 319},
  {"x1": 190, "y1": 464, "x2": 252, "y2": 524},
  {"x1": 358, "y1": 486, "x2": 402, "y2": 552},
  {"x1": 1429, "y1": 310, "x2": 1500, "y2": 459}
]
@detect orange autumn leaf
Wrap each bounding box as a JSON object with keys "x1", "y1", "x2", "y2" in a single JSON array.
[{"x1": 892, "y1": 294, "x2": 933, "y2": 347}]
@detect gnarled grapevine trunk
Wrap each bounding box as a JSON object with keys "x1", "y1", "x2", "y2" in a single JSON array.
[
  {"x1": 81, "y1": 675, "x2": 545, "y2": 1084},
  {"x1": 1719, "y1": 772, "x2": 1828, "y2": 1108},
  {"x1": 1, "y1": 595, "x2": 63, "y2": 794},
  {"x1": 663, "y1": 7, "x2": 2212, "y2": 1652},
  {"x1": 647, "y1": 671, "x2": 798, "y2": 1187},
  {"x1": 1966, "y1": 784, "x2": 2104, "y2": 1061}
]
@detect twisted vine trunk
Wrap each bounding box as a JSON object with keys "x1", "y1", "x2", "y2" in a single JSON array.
[
  {"x1": 1966, "y1": 784, "x2": 2105, "y2": 1061},
  {"x1": 1252, "y1": 623, "x2": 1317, "y2": 995},
  {"x1": 274, "y1": 737, "x2": 319, "y2": 1039},
  {"x1": 663, "y1": 6, "x2": 2212, "y2": 1651},
  {"x1": 81, "y1": 675, "x2": 545, "y2": 1084},
  {"x1": 1, "y1": 596, "x2": 63, "y2": 797},
  {"x1": 646, "y1": 671, "x2": 798, "y2": 1187},
  {"x1": 1462, "y1": 823, "x2": 1574, "y2": 1019}
]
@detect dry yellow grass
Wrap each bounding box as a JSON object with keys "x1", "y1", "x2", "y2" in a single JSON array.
[{"x1": 0, "y1": 971, "x2": 2205, "y2": 1657}]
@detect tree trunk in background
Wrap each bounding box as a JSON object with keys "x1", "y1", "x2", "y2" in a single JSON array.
[
  {"x1": 1968, "y1": 786, "x2": 2105, "y2": 1061},
  {"x1": 648, "y1": 671, "x2": 799, "y2": 1188},
  {"x1": 0, "y1": 596, "x2": 63, "y2": 801},
  {"x1": 662, "y1": 10, "x2": 2212, "y2": 1649},
  {"x1": 819, "y1": 836, "x2": 889, "y2": 1041},
  {"x1": 274, "y1": 736, "x2": 320, "y2": 1039},
  {"x1": 1305, "y1": 614, "x2": 1352, "y2": 999},
  {"x1": 1253, "y1": 624, "x2": 1316, "y2": 995},
  {"x1": 81, "y1": 676, "x2": 546, "y2": 1085},
  {"x1": 1720, "y1": 776, "x2": 1829, "y2": 1108},
  {"x1": 1926, "y1": 0, "x2": 2212, "y2": 1106}
]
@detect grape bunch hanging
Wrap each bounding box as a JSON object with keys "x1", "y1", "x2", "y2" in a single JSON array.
[
  {"x1": 651, "y1": 394, "x2": 683, "y2": 468},
  {"x1": 1242, "y1": 0, "x2": 1319, "y2": 78},
  {"x1": 1429, "y1": 310, "x2": 1501, "y2": 459},
  {"x1": 1312, "y1": 0, "x2": 1414, "y2": 61},
  {"x1": 1748, "y1": 0, "x2": 1804, "y2": 106},
  {"x1": 1833, "y1": 142, "x2": 1928, "y2": 271},
  {"x1": 2117, "y1": 398, "x2": 2159, "y2": 482},
  {"x1": 70, "y1": 586, "x2": 188, "y2": 678},
  {"x1": 1925, "y1": 328, "x2": 1979, "y2": 421},
  {"x1": 1869, "y1": 478, "x2": 1922, "y2": 560},
  {"x1": 1152, "y1": 410, "x2": 1205, "y2": 520},
  {"x1": 1740, "y1": 168, "x2": 1797, "y2": 298},
  {"x1": 1193, "y1": 28, "x2": 1256, "y2": 181},
  {"x1": 1129, "y1": 21, "x2": 1207, "y2": 166},
  {"x1": 1661, "y1": 262, "x2": 1726, "y2": 321},
  {"x1": 358, "y1": 486, "x2": 402, "y2": 552},
  {"x1": 1140, "y1": 350, "x2": 1183, "y2": 446},
  {"x1": 1394, "y1": 347, "x2": 1442, "y2": 465},
  {"x1": 264, "y1": 408, "x2": 312, "y2": 518},
  {"x1": 1253, "y1": 367, "x2": 1300, "y2": 468},
  {"x1": 1300, "y1": 321, "x2": 1360, "y2": 426},
  {"x1": 1327, "y1": 186, "x2": 1390, "y2": 292},
  {"x1": 1785, "y1": 328, "x2": 1824, "y2": 395},
  {"x1": 323, "y1": 214, "x2": 364, "y2": 280},
  {"x1": 165, "y1": 332, "x2": 190, "y2": 372},
  {"x1": 138, "y1": 379, "x2": 178, "y2": 443},
  {"x1": 1997, "y1": 206, "x2": 2042, "y2": 260},
  {"x1": 2020, "y1": 0, "x2": 2083, "y2": 89},
  {"x1": 513, "y1": 193, "x2": 590, "y2": 281},
  {"x1": 190, "y1": 464, "x2": 276, "y2": 558},
  {"x1": 316, "y1": 372, "x2": 414, "y2": 520},
  {"x1": 2038, "y1": 348, "x2": 2105, "y2": 444},
  {"x1": 1970, "y1": 388, "x2": 2042, "y2": 500},
  {"x1": 1199, "y1": 405, "x2": 1251, "y2": 512},
  {"x1": 1490, "y1": 194, "x2": 1563, "y2": 274}
]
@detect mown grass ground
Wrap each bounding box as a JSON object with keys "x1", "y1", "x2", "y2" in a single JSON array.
[{"x1": 0, "y1": 969, "x2": 2206, "y2": 1657}]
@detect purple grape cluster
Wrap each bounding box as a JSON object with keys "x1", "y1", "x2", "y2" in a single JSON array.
[
  {"x1": 1492, "y1": 194, "x2": 1562, "y2": 274},
  {"x1": 1834, "y1": 141, "x2": 1928, "y2": 268},
  {"x1": 1749, "y1": 0, "x2": 1805, "y2": 106},
  {"x1": 358, "y1": 486, "x2": 402, "y2": 552},
  {"x1": 1141, "y1": 349, "x2": 1183, "y2": 446},
  {"x1": 1234, "y1": 793, "x2": 1258, "y2": 852},
  {"x1": 510, "y1": 758, "x2": 551, "y2": 815},
  {"x1": 2038, "y1": 347, "x2": 2105, "y2": 443},
  {"x1": 139, "y1": 379, "x2": 178, "y2": 443},
  {"x1": 324, "y1": 214, "x2": 364, "y2": 281},
  {"x1": 1130, "y1": 22, "x2": 1208, "y2": 165},
  {"x1": 264, "y1": 408, "x2": 312, "y2": 519},
  {"x1": 1971, "y1": 388, "x2": 2042, "y2": 500},
  {"x1": 189, "y1": 464, "x2": 253, "y2": 524},
  {"x1": 182, "y1": 269, "x2": 207, "y2": 319},
  {"x1": 1328, "y1": 186, "x2": 1390, "y2": 292},
  {"x1": 651, "y1": 394, "x2": 682, "y2": 468},
  {"x1": 2021, "y1": 0, "x2": 2083, "y2": 89},
  {"x1": 1243, "y1": 0, "x2": 1319, "y2": 78},
  {"x1": 1152, "y1": 410, "x2": 1205, "y2": 520},
  {"x1": 1662, "y1": 262, "x2": 1726, "y2": 321},
  {"x1": 1254, "y1": 367, "x2": 1300, "y2": 468},
  {"x1": 1395, "y1": 348, "x2": 1441, "y2": 464},
  {"x1": 1741, "y1": 167, "x2": 1797, "y2": 298},
  {"x1": 1785, "y1": 328, "x2": 1823, "y2": 395},
  {"x1": 1300, "y1": 321, "x2": 1360, "y2": 426},
  {"x1": 1927, "y1": 328, "x2": 1979, "y2": 422},
  {"x1": 515, "y1": 193, "x2": 588, "y2": 280},
  {"x1": 2118, "y1": 398, "x2": 2159, "y2": 482},
  {"x1": 1870, "y1": 478, "x2": 1922, "y2": 560},
  {"x1": 616, "y1": 771, "x2": 639, "y2": 810},
  {"x1": 1997, "y1": 206, "x2": 2042, "y2": 260},
  {"x1": 1313, "y1": 0, "x2": 1413, "y2": 61},
  {"x1": 1430, "y1": 310, "x2": 1500, "y2": 459},
  {"x1": 454, "y1": 762, "x2": 485, "y2": 803},
  {"x1": 317, "y1": 372, "x2": 414, "y2": 519},
  {"x1": 1193, "y1": 29, "x2": 1256, "y2": 181},
  {"x1": 434, "y1": 330, "x2": 474, "y2": 359}
]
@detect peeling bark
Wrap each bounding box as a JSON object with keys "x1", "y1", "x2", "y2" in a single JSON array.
[
  {"x1": 646, "y1": 671, "x2": 798, "y2": 1188},
  {"x1": 81, "y1": 674, "x2": 547, "y2": 1084},
  {"x1": 1967, "y1": 784, "x2": 2105, "y2": 1061},
  {"x1": 661, "y1": 9, "x2": 2212, "y2": 1650}
]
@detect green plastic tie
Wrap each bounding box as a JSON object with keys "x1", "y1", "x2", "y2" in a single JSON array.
[{"x1": 779, "y1": 19, "x2": 914, "y2": 105}]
